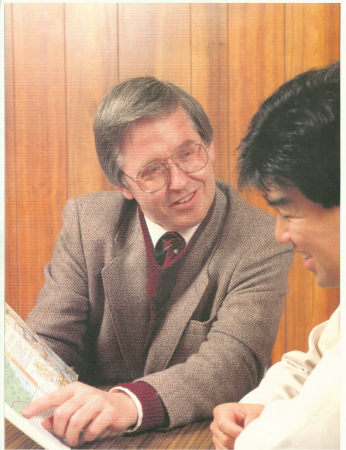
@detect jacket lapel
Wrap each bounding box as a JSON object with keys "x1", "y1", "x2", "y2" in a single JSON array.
[
  {"x1": 102, "y1": 204, "x2": 149, "y2": 379},
  {"x1": 145, "y1": 188, "x2": 228, "y2": 373}
]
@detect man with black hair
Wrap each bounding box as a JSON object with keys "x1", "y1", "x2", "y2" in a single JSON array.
[{"x1": 211, "y1": 62, "x2": 340, "y2": 449}]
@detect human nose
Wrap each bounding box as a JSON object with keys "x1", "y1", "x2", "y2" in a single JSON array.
[
  {"x1": 275, "y1": 214, "x2": 291, "y2": 244},
  {"x1": 167, "y1": 160, "x2": 189, "y2": 190}
]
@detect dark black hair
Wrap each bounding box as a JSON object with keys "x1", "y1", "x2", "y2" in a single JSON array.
[{"x1": 238, "y1": 62, "x2": 340, "y2": 208}]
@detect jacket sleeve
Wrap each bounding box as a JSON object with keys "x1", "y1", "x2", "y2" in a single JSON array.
[
  {"x1": 137, "y1": 240, "x2": 294, "y2": 429},
  {"x1": 26, "y1": 198, "x2": 91, "y2": 376}
]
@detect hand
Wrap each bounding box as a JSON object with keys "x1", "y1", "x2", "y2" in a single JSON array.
[
  {"x1": 210, "y1": 402, "x2": 264, "y2": 449},
  {"x1": 22, "y1": 381, "x2": 138, "y2": 446}
]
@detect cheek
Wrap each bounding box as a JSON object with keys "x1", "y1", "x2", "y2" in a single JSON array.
[
  {"x1": 191, "y1": 167, "x2": 214, "y2": 186},
  {"x1": 141, "y1": 193, "x2": 166, "y2": 212}
]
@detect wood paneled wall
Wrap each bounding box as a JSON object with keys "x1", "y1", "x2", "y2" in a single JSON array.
[{"x1": 5, "y1": 3, "x2": 340, "y2": 363}]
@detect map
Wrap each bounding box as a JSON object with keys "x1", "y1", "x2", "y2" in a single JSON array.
[{"x1": 5, "y1": 303, "x2": 78, "y2": 449}]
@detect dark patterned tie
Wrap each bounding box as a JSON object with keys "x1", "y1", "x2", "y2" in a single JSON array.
[{"x1": 154, "y1": 231, "x2": 186, "y2": 268}]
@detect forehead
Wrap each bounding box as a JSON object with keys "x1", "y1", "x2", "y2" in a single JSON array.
[
  {"x1": 119, "y1": 108, "x2": 199, "y2": 166},
  {"x1": 124, "y1": 108, "x2": 195, "y2": 143}
]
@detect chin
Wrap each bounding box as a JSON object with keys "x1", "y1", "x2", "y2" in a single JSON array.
[{"x1": 315, "y1": 274, "x2": 339, "y2": 289}]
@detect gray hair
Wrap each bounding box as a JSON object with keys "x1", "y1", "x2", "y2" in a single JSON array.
[{"x1": 94, "y1": 76, "x2": 213, "y2": 186}]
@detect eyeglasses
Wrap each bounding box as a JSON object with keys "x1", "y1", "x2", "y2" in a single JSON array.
[{"x1": 122, "y1": 142, "x2": 209, "y2": 193}]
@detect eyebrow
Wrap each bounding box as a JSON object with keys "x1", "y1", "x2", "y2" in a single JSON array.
[
  {"x1": 265, "y1": 196, "x2": 292, "y2": 208},
  {"x1": 140, "y1": 139, "x2": 198, "y2": 168}
]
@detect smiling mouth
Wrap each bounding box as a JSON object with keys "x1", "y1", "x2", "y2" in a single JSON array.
[{"x1": 171, "y1": 191, "x2": 195, "y2": 206}]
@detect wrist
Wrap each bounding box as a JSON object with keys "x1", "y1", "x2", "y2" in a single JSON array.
[
  {"x1": 109, "y1": 387, "x2": 141, "y2": 431},
  {"x1": 116, "y1": 382, "x2": 168, "y2": 430}
]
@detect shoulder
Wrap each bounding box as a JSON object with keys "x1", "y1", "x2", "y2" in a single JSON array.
[
  {"x1": 214, "y1": 180, "x2": 293, "y2": 261},
  {"x1": 63, "y1": 191, "x2": 137, "y2": 235},
  {"x1": 69, "y1": 190, "x2": 125, "y2": 210},
  {"x1": 216, "y1": 179, "x2": 276, "y2": 232}
]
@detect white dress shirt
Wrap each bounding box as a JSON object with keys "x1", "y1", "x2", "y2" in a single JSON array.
[
  {"x1": 235, "y1": 307, "x2": 340, "y2": 450},
  {"x1": 145, "y1": 216, "x2": 199, "y2": 248}
]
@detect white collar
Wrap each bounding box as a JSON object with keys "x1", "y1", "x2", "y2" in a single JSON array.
[{"x1": 144, "y1": 216, "x2": 199, "y2": 248}]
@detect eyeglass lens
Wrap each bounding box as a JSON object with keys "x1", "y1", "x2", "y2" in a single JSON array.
[{"x1": 138, "y1": 143, "x2": 208, "y2": 193}]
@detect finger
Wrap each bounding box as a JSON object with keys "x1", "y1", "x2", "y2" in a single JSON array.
[
  {"x1": 210, "y1": 424, "x2": 235, "y2": 449},
  {"x1": 22, "y1": 389, "x2": 73, "y2": 418},
  {"x1": 83, "y1": 407, "x2": 116, "y2": 442},
  {"x1": 213, "y1": 434, "x2": 233, "y2": 450},
  {"x1": 52, "y1": 395, "x2": 85, "y2": 438},
  {"x1": 42, "y1": 416, "x2": 54, "y2": 430},
  {"x1": 244, "y1": 404, "x2": 264, "y2": 428},
  {"x1": 214, "y1": 415, "x2": 243, "y2": 438},
  {"x1": 64, "y1": 399, "x2": 103, "y2": 446}
]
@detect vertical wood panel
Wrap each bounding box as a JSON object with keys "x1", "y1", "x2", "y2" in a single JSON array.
[
  {"x1": 286, "y1": 3, "x2": 340, "y2": 78},
  {"x1": 228, "y1": 4, "x2": 285, "y2": 190},
  {"x1": 5, "y1": 3, "x2": 340, "y2": 365},
  {"x1": 191, "y1": 4, "x2": 229, "y2": 182},
  {"x1": 10, "y1": 4, "x2": 67, "y2": 319},
  {"x1": 228, "y1": 4, "x2": 286, "y2": 362},
  {"x1": 65, "y1": 4, "x2": 118, "y2": 197},
  {"x1": 5, "y1": 4, "x2": 18, "y2": 312},
  {"x1": 118, "y1": 3, "x2": 191, "y2": 90},
  {"x1": 284, "y1": 3, "x2": 340, "y2": 352},
  {"x1": 286, "y1": 260, "x2": 340, "y2": 353}
]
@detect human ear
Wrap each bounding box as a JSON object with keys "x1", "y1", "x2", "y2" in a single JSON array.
[
  {"x1": 119, "y1": 185, "x2": 135, "y2": 200},
  {"x1": 208, "y1": 142, "x2": 216, "y2": 163}
]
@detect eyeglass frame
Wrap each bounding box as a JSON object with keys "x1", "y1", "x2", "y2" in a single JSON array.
[{"x1": 121, "y1": 142, "x2": 210, "y2": 193}]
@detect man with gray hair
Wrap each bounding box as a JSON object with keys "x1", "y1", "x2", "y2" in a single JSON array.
[{"x1": 23, "y1": 77, "x2": 292, "y2": 446}]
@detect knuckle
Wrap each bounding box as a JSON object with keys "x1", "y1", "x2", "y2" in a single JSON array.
[
  {"x1": 90, "y1": 393, "x2": 104, "y2": 406},
  {"x1": 69, "y1": 414, "x2": 83, "y2": 428},
  {"x1": 54, "y1": 407, "x2": 66, "y2": 421}
]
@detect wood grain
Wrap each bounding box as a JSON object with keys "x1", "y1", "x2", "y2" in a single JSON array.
[
  {"x1": 5, "y1": 419, "x2": 214, "y2": 449},
  {"x1": 65, "y1": 4, "x2": 119, "y2": 197},
  {"x1": 9, "y1": 4, "x2": 67, "y2": 319},
  {"x1": 191, "y1": 3, "x2": 229, "y2": 182},
  {"x1": 228, "y1": 4, "x2": 286, "y2": 362},
  {"x1": 118, "y1": 3, "x2": 191, "y2": 90},
  {"x1": 5, "y1": 4, "x2": 19, "y2": 312},
  {"x1": 5, "y1": 3, "x2": 340, "y2": 363},
  {"x1": 286, "y1": 3, "x2": 340, "y2": 77}
]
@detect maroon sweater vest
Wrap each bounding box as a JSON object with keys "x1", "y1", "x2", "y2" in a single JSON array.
[{"x1": 115, "y1": 200, "x2": 215, "y2": 431}]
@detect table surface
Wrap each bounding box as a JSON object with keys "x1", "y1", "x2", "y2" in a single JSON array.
[{"x1": 5, "y1": 418, "x2": 214, "y2": 449}]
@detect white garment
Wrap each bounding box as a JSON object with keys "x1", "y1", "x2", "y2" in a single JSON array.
[
  {"x1": 144, "y1": 216, "x2": 198, "y2": 248},
  {"x1": 235, "y1": 307, "x2": 340, "y2": 450}
]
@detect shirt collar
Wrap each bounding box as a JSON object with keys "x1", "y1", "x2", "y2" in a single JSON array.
[{"x1": 144, "y1": 216, "x2": 199, "y2": 248}]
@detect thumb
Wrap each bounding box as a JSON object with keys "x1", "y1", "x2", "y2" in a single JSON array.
[
  {"x1": 244, "y1": 412, "x2": 258, "y2": 428},
  {"x1": 243, "y1": 405, "x2": 264, "y2": 428}
]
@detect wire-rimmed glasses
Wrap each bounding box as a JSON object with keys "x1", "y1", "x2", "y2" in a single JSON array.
[{"x1": 122, "y1": 142, "x2": 209, "y2": 193}]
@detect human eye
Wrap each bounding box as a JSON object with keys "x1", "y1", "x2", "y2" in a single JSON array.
[
  {"x1": 277, "y1": 209, "x2": 292, "y2": 220},
  {"x1": 140, "y1": 162, "x2": 164, "y2": 179},
  {"x1": 179, "y1": 145, "x2": 197, "y2": 161}
]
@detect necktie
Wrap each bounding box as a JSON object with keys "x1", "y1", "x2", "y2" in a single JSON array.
[{"x1": 154, "y1": 231, "x2": 186, "y2": 268}]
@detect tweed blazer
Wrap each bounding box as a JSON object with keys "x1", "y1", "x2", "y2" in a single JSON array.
[{"x1": 27, "y1": 180, "x2": 293, "y2": 428}]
